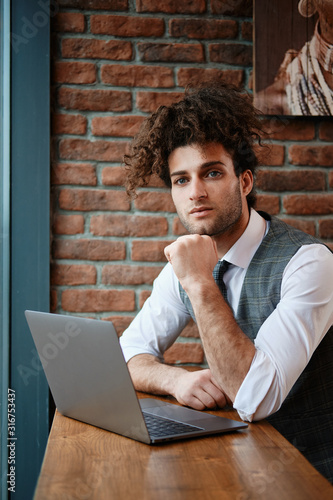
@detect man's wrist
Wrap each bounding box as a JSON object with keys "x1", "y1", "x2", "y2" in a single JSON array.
[
  {"x1": 162, "y1": 365, "x2": 188, "y2": 398},
  {"x1": 181, "y1": 276, "x2": 218, "y2": 298}
]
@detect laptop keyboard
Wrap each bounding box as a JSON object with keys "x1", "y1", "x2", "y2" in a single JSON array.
[{"x1": 143, "y1": 412, "x2": 204, "y2": 438}]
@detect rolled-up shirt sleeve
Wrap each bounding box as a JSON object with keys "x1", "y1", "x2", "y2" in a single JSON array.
[
  {"x1": 234, "y1": 244, "x2": 333, "y2": 422},
  {"x1": 120, "y1": 263, "x2": 191, "y2": 362}
]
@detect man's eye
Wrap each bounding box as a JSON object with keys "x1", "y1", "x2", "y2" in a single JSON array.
[
  {"x1": 207, "y1": 171, "x2": 221, "y2": 178},
  {"x1": 175, "y1": 178, "x2": 187, "y2": 185}
]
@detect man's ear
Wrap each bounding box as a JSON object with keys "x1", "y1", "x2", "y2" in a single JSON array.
[{"x1": 241, "y1": 170, "x2": 253, "y2": 196}]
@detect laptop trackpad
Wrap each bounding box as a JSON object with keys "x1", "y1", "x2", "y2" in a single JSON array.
[{"x1": 139, "y1": 398, "x2": 217, "y2": 422}]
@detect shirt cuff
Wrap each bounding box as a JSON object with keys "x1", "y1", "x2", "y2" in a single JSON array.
[
  {"x1": 119, "y1": 337, "x2": 164, "y2": 364},
  {"x1": 233, "y1": 348, "x2": 281, "y2": 422}
]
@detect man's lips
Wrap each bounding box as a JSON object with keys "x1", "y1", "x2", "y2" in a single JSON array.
[{"x1": 189, "y1": 207, "x2": 213, "y2": 217}]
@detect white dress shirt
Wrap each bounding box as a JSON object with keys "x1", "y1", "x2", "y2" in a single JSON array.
[{"x1": 120, "y1": 210, "x2": 333, "y2": 422}]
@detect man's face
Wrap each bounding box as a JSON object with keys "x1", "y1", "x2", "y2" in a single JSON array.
[{"x1": 168, "y1": 142, "x2": 252, "y2": 240}]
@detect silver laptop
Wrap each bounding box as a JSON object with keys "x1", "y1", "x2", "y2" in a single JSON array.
[{"x1": 25, "y1": 310, "x2": 247, "y2": 444}]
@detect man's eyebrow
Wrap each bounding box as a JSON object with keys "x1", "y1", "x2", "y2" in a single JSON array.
[{"x1": 170, "y1": 161, "x2": 225, "y2": 177}]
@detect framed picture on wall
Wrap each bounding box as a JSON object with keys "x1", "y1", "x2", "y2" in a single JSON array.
[{"x1": 254, "y1": 0, "x2": 333, "y2": 116}]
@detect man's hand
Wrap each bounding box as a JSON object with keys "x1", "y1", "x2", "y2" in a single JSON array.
[
  {"x1": 164, "y1": 235, "x2": 218, "y2": 292},
  {"x1": 128, "y1": 354, "x2": 229, "y2": 411},
  {"x1": 171, "y1": 368, "x2": 229, "y2": 410}
]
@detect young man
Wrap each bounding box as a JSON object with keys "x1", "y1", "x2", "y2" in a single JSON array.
[{"x1": 120, "y1": 83, "x2": 333, "y2": 482}]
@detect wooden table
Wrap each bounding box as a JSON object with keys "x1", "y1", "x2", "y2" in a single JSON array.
[{"x1": 34, "y1": 395, "x2": 332, "y2": 500}]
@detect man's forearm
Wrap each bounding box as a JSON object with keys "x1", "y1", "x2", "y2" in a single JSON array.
[
  {"x1": 163, "y1": 234, "x2": 255, "y2": 404},
  {"x1": 127, "y1": 353, "x2": 188, "y2": 397},
  {"x1": 188, "y1": 280, "x2": 256, "y2": 402}
]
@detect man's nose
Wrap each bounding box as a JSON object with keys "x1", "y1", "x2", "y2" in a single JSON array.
[{"x1": 189, "y1": 178, "x2": 207, "y2": 200}]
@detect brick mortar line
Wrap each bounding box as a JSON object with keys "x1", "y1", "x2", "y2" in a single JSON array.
[
  {"x1": 52, "y1": 283, "x2": 156, "y2": 290},
  {"x1": 57, "y1": 8, "x2": 252, "y2": 21},
  {"x1": 54, "y1": 59, "x2": 249, "y2": 71},
  {"x1": 52, "y1": 257, "x2": 168, "y2": 266}
]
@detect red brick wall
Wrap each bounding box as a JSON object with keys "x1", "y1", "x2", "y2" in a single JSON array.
[{"x1": 51, "y1": 0, "x2": 333, "y2": 366}]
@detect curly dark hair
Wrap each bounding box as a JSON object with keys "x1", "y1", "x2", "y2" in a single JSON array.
[{"x1": 124, "y1": 82, "x2": 264, "y2": 209}]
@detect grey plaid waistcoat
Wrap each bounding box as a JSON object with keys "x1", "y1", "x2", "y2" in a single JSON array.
[{"x1": 179, "y1": 211, "x2": 333, "y2": 482}]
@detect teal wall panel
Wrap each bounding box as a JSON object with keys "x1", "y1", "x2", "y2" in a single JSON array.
[
  {"x1": 1, "y1": 1, "x2": 10, "y2": 498},
  {"x1": 10, "y1": 0, "x2": 50, "y2": 498}
]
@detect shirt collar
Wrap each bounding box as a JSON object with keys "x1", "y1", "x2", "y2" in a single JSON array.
[{"x1": 222, "y1": 209, "x2": 268, "y2": 269}]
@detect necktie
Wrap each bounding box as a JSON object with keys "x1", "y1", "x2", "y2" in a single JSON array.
[{"x1": 213, "y1": 260, "x2": 230, "y2": 303}]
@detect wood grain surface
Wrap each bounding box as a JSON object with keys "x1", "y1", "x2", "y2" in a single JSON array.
[{"x1": 34, "y1": 395, "x2": 332, "y2": 500}]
